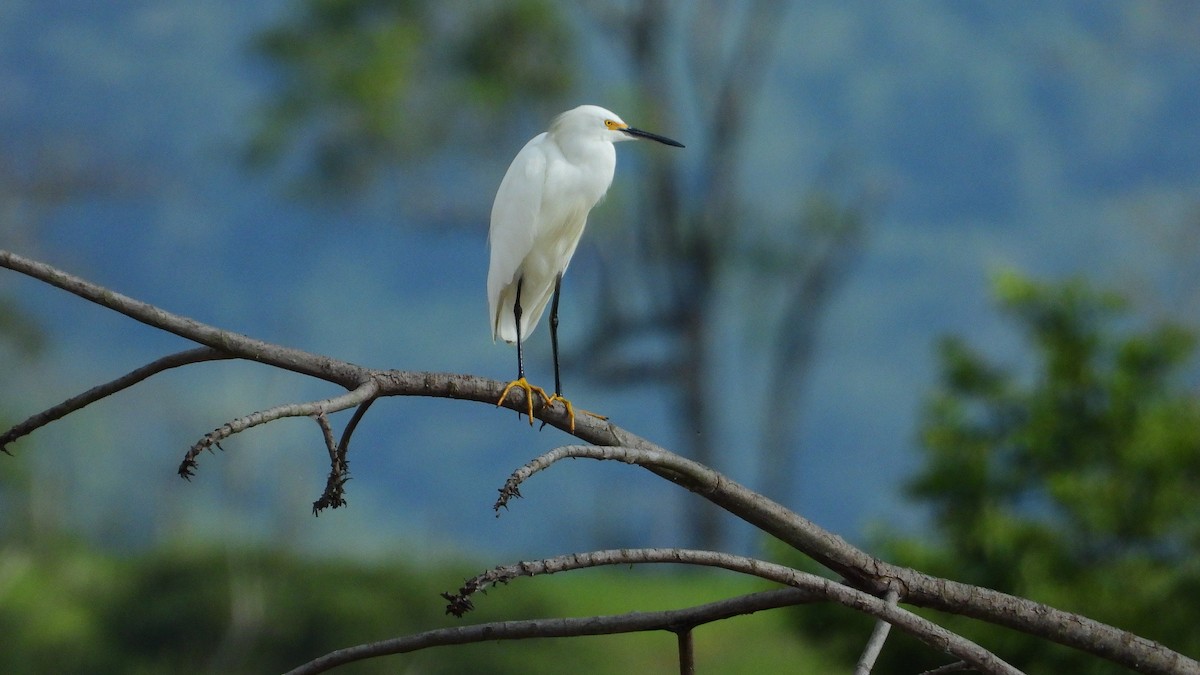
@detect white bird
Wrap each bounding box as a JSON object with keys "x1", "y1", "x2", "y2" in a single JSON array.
[{"x1": 487, "y1": 104, "x2": 683, "y2": 430}]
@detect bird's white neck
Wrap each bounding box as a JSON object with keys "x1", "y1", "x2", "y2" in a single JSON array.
[{"x1": 552, "y1": 131, "x2": 617, "y2": 173}]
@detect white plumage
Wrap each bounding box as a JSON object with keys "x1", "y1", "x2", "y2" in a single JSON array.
[
  {"x1": 488, "y1": 105, "x2": 619, "y2": 343},
  {"x1": 486, "y1": 104, "x2": 683, "y2": 425}
]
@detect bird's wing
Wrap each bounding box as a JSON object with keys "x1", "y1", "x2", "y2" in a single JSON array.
[{"x1": 488, "y1": 134, "x2": 548, "y2": 342}]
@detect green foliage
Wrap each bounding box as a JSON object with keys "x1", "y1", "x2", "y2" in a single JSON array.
[
  {"x1": 0, "y1": 297, "x2": 43, "y2": 357},
  {"x1": 0, "y1": 543, "x2": 831, "y2": 673},
  {"x1": 248, "y1": 0, "x2": 574, "y2": 193},
  {"x1": 791, "y1": 271, "x2": 1200, "y2": 672},
  {"x1": 455, "y1": 0, "x2": 574, "y2": 107},
  {"x1": 0, "y1": 297, "x2": 42, "y2": 546}
]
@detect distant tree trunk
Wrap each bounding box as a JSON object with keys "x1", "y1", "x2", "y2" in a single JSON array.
[
  {"x1": 760, "y1": 197, "x2": 865, "y2": 506},
  {"x1": 579, "y1": 0, "x2": 834, "y2": 549}
]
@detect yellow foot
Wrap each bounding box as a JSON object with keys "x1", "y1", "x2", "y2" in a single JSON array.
[
  {"x1": 544, "y1": 394, "x2": 608, "y2": 433},
  {"x1": 497, "y1": 377, "x2": 550, "y2": 425}
]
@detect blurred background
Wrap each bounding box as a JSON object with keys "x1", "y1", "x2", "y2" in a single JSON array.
[{"x1": 2, "y1": 1, "x2": 1199, "y2": 672}]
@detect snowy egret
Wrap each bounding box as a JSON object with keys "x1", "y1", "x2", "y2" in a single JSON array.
[{"x1": 488, "y1": 104, "x2": 683, "y2": 430}]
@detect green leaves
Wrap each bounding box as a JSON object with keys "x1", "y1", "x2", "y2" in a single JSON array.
[
  {"x1": 793, "y1": 271, "x2": 1200, "y2": 672},
  {"x1": 457, "y1": 0, "x2": 574, "y2": 107},
  {"x1": 247, "y1": 0, "x2": 574, "y2": 194},
  {"x1": 903, "y1": 271, "x2": 1200, "y2": 670}
]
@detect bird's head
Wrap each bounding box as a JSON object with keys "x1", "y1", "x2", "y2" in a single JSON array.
[{"x1": 553, "y1": 105, "x2": 684, "y2": 148}]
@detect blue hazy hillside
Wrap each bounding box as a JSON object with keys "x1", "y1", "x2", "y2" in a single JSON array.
[{"x1": 2, "y1": 1, "x2": 1198, "y2": 557}]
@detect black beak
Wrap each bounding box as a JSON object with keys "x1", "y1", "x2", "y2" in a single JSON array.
[{"x1": 622, "y1": 126, "x2": 685, "y2": 148}]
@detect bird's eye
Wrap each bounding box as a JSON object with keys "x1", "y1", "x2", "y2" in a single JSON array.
[{"x1": 604, "y1": 119, "x2": 617, "y2": 129}]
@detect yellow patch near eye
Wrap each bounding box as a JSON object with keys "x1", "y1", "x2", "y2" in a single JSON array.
[{"x1": 605, "y1": 119, "x2": 625, "y2": 130}]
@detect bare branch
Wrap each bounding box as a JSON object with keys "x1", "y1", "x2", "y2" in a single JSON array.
[
  {"x1": 488, "y1": 443, "x2": 1199, "y2": 675},
  {"x1": 0, "y1": 249, "x2": 366, "y2": 387},
  {"x1": 313, "y1": 412, "x2": 338, "y2": 458},
  {"x1": 440, "y1": 548, "x2": 1017, "y2": 675},
  {"x1": 442, "y1": 548, "x2": 816, "y2": 611},
  {"x1": 0, "y1": 250, "x2": 592, "y2": 459},
  {"x1": 4, "y1": 250, "x2": 1197, "y2": 674},
  {"x1": 676, "y1": 627, "x2": 695, "y2": 675},
  {"x1": 855, "y1": 589, "x2": 900, "y2": 675},
  {"x1": 178, "y1": 380, "x2": 379, "y2": 479},
  {"x1": 336, "y1": 397, "x2": 375, "y2": 459},
  {"x1": 307, "y1": 410, "x2": 348, "y2": 513},
  {"x1": 311, "y1": 397, "x2": 376, "y2": 515},
  {"x1": 1, "y1": 347, "x2": 230, "y2": 454},
  {"x1": 287, "y1": 588, "x2": 816, "y2": 675},
  {"x1": 304, "y1": 397, "x2": 375, "y2": 513},
  {"x1": 495, "y1": 444, "x2": 668, "y2": 512}
]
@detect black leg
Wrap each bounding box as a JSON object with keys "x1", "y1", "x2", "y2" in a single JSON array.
[
  {"x1": 496, "y1": 275, "x2": 548, "y2": 425},
  {"x1": 513, "y1": 276, "x2": 525, "y2": 380},
  {"x1": 549, "y1": 273, "x2": 563, "y2": 396}
]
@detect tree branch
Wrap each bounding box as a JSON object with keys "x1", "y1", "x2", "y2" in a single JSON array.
[
  {"x1": 489, "y1": 444, "x2": 1200, "y2": 675},
  {"x1": 0, "y1": 249, "x2": 366, "y2": 387},
  {"x1": 442, "y1": 548, "x2": 819, "y2": 611},
  {"x1": 675, "y1": 626, "x2": 695, "y2": 675},
  {"x1": 311, "y1": 397, "x2": 377, "y2": 514},
  {"x1": 178, "y1": 380, "x2": 380, "y2": 479},
  {"x1": 3, "y1": 249, "x2": 1196, "y2": 674},
  {"x1": 287, "y1": 588, "x2": 817, "y2": 675},
  {"x1": 855, "y1": 589, "x2": 900, "y2": 674},
  {"x1": 0, "y1": 346, "x2": 230, "y2": 453},
  {"x1": 440, "y1": 548, "x2": 1018, "y2": 675}
]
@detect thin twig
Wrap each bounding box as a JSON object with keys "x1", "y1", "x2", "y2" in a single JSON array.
[
  {"x1": 309, "y1": 396, "x2": 376, "y2": 514},
  {"x1": 855, "y1": 589, "x2": 900, "y2": 674},
  {"x1": 287, "y1": 588, "x2": 816, "y2": 675},
  {"x1": 494, "y1": 444, "x2": 700, "y2": 513},
  {"x1": 0, "y1": 347, "x2": 231, "y2": 453},
  {"x1": 178, "y1": 381, "x2": 379, "y2": 479},
  {"x1": 313, "y1": 412, "x2": 337, "y2": 458},
  {"x1": 675, "y1": 627, "x2": 695, "y2": 675},
  {"x1": 0, "y1": 249, "x2": 366, "y2": 387},
  {"x1": 443, "y1": 548, "x2": 816, "y2": 608},
  {"x1": 336, "y1": 397, "x2": 375, "y2": 458}
]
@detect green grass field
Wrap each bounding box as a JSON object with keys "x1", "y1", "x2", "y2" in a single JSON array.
[{"x1": 0, "y1": 543, "x2": 846, "y2": 674}]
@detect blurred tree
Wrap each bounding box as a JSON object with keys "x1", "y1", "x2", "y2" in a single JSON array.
[
  {"x1": 0, "y1": 137, "x2": 88, "y2": 548},
  {"x1": 246, "y1": 0, "x2": 575, "y2": 193},
  {"x1": 0, "y1": 544, "x2": 821, "y2": 673},
  {"x1": 249, "y1": 0, "x2": 870, "y2": 549},
  {"x1": 0, "y1": 305, "x2": 40, "y2": 549},
  {"x1": 791, "y1": 271, "x2": 1200, "y2": 673},
  {"x1": 571, "y1": 3, "x2": 868, "y2": 549}
]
